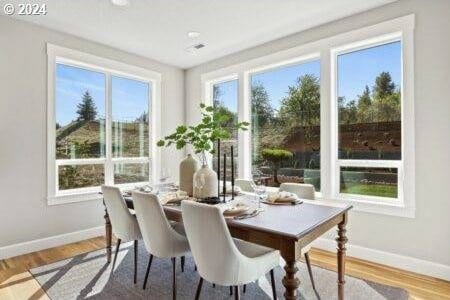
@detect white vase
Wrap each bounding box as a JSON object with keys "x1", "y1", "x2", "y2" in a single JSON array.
[
  {"x1": 193, "y1": 164, "x2": 218, "y2": 199},
  {"x1": 179, "y1": 154, "x2": 199, "y2": 197}
]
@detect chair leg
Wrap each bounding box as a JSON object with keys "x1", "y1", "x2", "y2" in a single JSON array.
[
  {"x1": 194, "y1": 277, "x2": 203, "y2": 300},
  {"x1": 305, "y1": 252, "x2": 317, "y2": 292},
  {"x1": 181, "y1": 256, "x2": 185, "y2": 273},
  {"x1": 143, "y1": 254, "x2": 153, "y2": 290},
  {"x1": 229, "y1": 286, "x2": 233, "y2": 295},
  {"x1": 243, "y1": 284, "x2": 246, "y2": 293},
  {"x1": 110, "y1": 239, "x2": 121, "y2": 276},
  {"x1": 134, "y1": 240, "x2": 138, "y2": 284},
  {"x1": 270, "y1": 269, "x2": 277, "y2": 300},
  {"x1": 171, "y1": 257, "x2": 177, "y2": 300},
  {"x1": 234, "y1": 286, "x2": 240, "y2": 300}
]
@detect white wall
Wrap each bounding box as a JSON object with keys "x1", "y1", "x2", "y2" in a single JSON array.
[
  {"x1": 185, "y1": 0, "x2": 450, "y2": 270},
  {"x1": 0, "y1": 16, "x2": 185, "y2": 248}
]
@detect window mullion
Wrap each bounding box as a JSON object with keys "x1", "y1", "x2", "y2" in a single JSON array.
[{"x1": 105, "y1": 73, "x2": 113, "y2": 185}]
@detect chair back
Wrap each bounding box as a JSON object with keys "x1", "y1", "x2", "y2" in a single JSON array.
[
  {"x1": 235, "y1": 179, "x2": 255, "y2": 192},
  {"x1": 181, "y1": 201, "x2": 243, "y2": 285},
  {"x1": 279, "y1": 183, "x2": 315, "y2": 200},
  {"x1": 101, "y1": 185, "x2": 140, "y2": 241},
  {"x1": 132, "y1": 191, "x2": 188, "y2": 258}
]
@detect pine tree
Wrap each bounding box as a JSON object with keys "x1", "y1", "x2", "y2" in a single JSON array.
[
  {"x1": 251, "y1": 82, "x2": 273, "y2": 127},
  {"x1": 356, "y1": 85, "x2": 372, "y2": 122},
  {"x1": 373, "y1": 71, "x2": 395, "y2": 99},
  {"x1": 76, "y1": 91, "x2": 97, "y2": 121}
]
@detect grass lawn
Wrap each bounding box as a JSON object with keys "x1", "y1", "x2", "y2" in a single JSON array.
[{"x1": 341, "y1": 183, "x2": 397, "y2": 198}]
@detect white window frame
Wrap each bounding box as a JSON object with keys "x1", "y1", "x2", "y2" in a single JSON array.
[
  {"x1": 200, "y1": 15, "x2": 415, "y2": 217},
  {"x1": 47, "y1": 44, "x2": 162, "y2": 205}
]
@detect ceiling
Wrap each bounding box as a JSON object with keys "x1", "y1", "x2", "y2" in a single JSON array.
[{"x1": 7, "y1": 0, "x2": 396, "y2": 68}]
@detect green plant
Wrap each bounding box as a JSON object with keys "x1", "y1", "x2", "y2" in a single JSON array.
[
  {"x1": 261, "y1": 148, "x2": 293, "y2": 186},
  {"x1": 157, "y1": 103, "x2": 249, "y2": 165}
]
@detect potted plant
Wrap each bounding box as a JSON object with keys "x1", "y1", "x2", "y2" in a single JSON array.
[
  {"x1": 261, "y1": 148, "x2": 293, "y2": 187},
  {"x1": 157, "y1": 103, "x2": 248, "y2": 198}
]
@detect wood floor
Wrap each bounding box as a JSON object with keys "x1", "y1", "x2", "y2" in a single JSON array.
[{"x1": 0, "y1": 237, "x2": 449, "y2": 300}]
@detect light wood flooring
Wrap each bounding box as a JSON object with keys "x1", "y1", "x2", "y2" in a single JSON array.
[{"x1": 0, "y1": 237, "x2": 449, "y2": 299}]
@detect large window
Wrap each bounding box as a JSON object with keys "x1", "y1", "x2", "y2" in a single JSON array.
[
  {"x1": 203, "y1": 15, "x2": 414, "y2": 216},
  {"x1": 48, "y1": 44, "x2": 160, "y2": 204},
  {"x1": 250, "y1": 60, "x2": 321, "y2": 190},
  {"x1": 334, "y1": 40, "x2": 402, "y2": 200},
  {"x1": 211, "y1": 79, "x2": 238, "y2": 180}
]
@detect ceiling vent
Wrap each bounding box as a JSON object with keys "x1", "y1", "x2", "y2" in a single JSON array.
[{"x1": 185, "y1": 43, "x2": 206, "y2": 53}]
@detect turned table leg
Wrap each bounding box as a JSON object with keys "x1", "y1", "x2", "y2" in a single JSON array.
[
  {"x1": 104, "y1": 200, "x2": 112, "y2": 263},
  {"x1": 282, "y1": 259, "x2": 300, "y2": 300},
  {"x1": 336, "y1": 213, "x2": 348, "y2": 300}
]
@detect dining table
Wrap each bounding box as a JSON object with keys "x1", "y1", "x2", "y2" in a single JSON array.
[{"x1": 103, "y1": 190, "x2": 352, "y2": 300}]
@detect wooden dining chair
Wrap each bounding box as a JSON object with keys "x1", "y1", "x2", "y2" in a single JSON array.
[
  {"x1": 181, "y1": 201, "x2": 280, "y2": 300},
  {"x1": 132, "y1": 191, "x2": 190, "y2": 300},
  {"x1": 101, "y1": 185, "x2": 141, "y2": 284},
  {"x1": 279, "y1": 182, "x2": 318, "y2": 292}
]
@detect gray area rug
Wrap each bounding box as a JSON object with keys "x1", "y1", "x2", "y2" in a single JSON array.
[{"x1": 30, "y1": 242, "x2": 408, "y2": 300}]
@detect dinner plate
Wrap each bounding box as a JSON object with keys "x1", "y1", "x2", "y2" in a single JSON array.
[{"x1": 261, "y1": 199, "x2": 303, "y2": 205}]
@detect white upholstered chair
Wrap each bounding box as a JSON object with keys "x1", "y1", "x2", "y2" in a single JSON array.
[
  {"x1": 235, "y1": 179, "x2": 255, "y2": 193},
  {"x1": 279, "y1": 182, "x2": 317, "y2": 292},
  {"x1": 132, "y1": 191, "x2": 190, "y2": 299},
  {"x1": 181, "y1": 200, "x2": 280, "y2": 300},
  {"x1": 101, "y1": 185, "x2": 141, "y2": 284}
]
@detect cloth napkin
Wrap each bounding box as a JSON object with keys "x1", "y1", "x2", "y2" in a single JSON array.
[
  {"x1": 266, "y1": 191, "x2": 298, "y2": 203},
  {"x1": 219, "y1": 183, "x2": 242, "y2": 195},
  {"x1": 160, "y1": 191, "x2": 189, "y2": 205}
]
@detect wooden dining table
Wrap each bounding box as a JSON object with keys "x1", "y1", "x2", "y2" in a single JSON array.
[{"x1": 103, "y1": 194, "x2": 352, "y2": 299}]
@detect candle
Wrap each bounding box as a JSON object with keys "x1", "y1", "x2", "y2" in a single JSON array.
[
  {"x1": 223, "y1": 153, "x2": 226, "y2": 201},
  {"x1": 231, "y1": 146, "x2": 235, "y2": 200},
  {"x1": 217, "y1": 139, "x2": 220, "y2": 197}
]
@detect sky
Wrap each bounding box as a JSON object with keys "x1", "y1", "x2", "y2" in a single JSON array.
[
  {"x1": 56, "y1": 64, "x2": 150, "y2": 126},
  {"x1": 215, "y1": 41, "x2": 401, "y2": 111}
]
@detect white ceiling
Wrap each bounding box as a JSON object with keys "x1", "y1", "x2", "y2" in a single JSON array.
[{"x1": 7, "y1": 0, "x2": 395, "y2": 68}]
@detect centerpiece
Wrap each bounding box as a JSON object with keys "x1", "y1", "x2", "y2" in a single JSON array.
[{"x1": 157, "y1": 103, "x2": 249, "y2": 201}]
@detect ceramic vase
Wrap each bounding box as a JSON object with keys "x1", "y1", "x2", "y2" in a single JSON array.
[
  {"x1": 193, "y1": 164, "x2": 218, "y2": 199},
  {"x1": 179, "y1": 154, "x2": 199, "y2": 196}
]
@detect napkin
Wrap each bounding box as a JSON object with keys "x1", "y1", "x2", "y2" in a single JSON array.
[
  {"x1": 219, "y1": 183, "x2": 242, "y2": 195},
  {"x1": 160, "y1": 191, "x2": 189, "y2": 205},
  {"x1": 267, "y1": 191, "x2": 298, "y2": 203}
]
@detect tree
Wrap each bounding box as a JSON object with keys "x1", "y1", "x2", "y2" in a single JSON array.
[
  {"x1": 251, "y1": 82, "x2": 273, "y2": 127},
  {"x1": 373, "y1": 71, "x2": 395, "y2": 99},
  {"x1": 76, "y1": 91, "x2": 97, "y2": 121},
  {"x1": 338, "y1": 97, "x2": 357, "y2": 124},
  {"x1": 261, "y1": 148, "x2": 293, "y2": 186},
  {"x1": 279, "y1": 74, "x2": 320, "y2": 127},
  {"x1": 356, "y1": 85, "x2": 372, "y2": 122}
]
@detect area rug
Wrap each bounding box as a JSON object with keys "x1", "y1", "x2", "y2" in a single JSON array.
[{"x1": 30, "y1": 242, "x2": 408, "y2": 299}]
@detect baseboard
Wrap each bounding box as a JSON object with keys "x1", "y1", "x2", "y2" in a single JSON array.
[
  {"x1": 312, "y1": 237, "x2": 450, "y2": 281},
  {"x1": 0, "y1": 226, "x2": 104, "y2": 260}
]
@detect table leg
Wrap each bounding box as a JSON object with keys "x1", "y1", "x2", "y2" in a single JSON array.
[
  {"x1": 104, "y1": 202, "x2": 112, "y2": 263},
  {"x1": 282, "y1": 259, "x2": 300, "y2": 300},
  {"x1": 336, "y1": 213, "x2": 348, "y2": 300}
]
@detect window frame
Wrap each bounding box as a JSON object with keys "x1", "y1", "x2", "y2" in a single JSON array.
[
  {"x1": 201, "y1": 15, "x2": 415, "y2": 217},
  {"x1": 47, "y1": 44, "x2": 162, "y2": 205}
]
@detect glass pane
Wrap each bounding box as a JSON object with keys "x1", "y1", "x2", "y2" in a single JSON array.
[
  {"x1": 58, "y1": 164, "x2": 104, "y2": 190},
  {"x1": 212, "y1": 80, "x2": 238, "y2": 180},
  {"x1": 112, "y1": 76, "x2": 150, "y2": 158},
  {"x1": 55, "y1": 64, "x2": 106, "y2": 159},
  {"x1": 114, "y1": 163, "x2": 149, "y2": 184},
  {"x1": 250, "y1": 60, "x2": 321, "y2": 190},
  {"x1": 337, "y1": 41, "x2": 401, "y2": 160},
  {"x1": 340, "y1": 167, "x2": 398, "y2": 198}
]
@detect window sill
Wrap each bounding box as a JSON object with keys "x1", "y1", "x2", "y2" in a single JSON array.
[
  {"x1": 48, "y1": 191, "x2": 103, "y2": 206},
  {"x1": 317, "y1": 195, "x2": 415, "y2": 218}
]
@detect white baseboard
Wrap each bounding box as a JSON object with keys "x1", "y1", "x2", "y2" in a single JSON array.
[
  {"x1": 312, "y1": 237, "x2": 450, "y2": 281},
  {"x1": 0, "y1": 226, "x2": 104, "y2": 260}
]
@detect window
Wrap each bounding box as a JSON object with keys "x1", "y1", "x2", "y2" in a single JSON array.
[
  {"x1": 333, "y1": 40, "x2": 402, "y2": 201},
  {"x1": 211, "y1": 79, "x2": 238, "y2": 180},
  {"x1": 47, "y1": 44, "x2": 161, "y2": 204},
  {"x1": 202, "y1": 15, "x2": 414, "y2": 216},
  {"x1": 250, "y1": 60, "x2": 321, "y2": 190}
]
